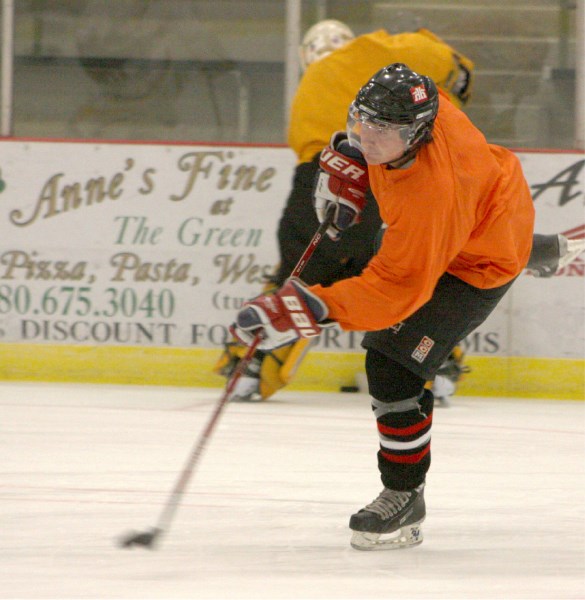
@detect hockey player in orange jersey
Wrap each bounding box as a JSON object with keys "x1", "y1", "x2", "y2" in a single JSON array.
[
  {"x1": 232, "y1": 63, "x2": 535, "y2": 550},
  {"x1": 217, "y1": 19, "x2": 476, "y2": 404}
]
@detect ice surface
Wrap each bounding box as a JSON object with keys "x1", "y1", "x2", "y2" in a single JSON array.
[{"x1": 2, "y1": 382, "x2": 583, "y2": 599}]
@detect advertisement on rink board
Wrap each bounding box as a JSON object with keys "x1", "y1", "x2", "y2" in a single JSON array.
[{"x1": 0, "y1": 140, "x2": 583, "y2": 360}]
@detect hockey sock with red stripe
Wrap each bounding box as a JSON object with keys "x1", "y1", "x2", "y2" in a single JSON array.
[{"x1": 373, "y1": 389, "x2": 434, "y2": 490}]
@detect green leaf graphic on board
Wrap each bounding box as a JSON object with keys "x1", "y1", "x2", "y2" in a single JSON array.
[{"x1": 0, "y1": 168, "x2": 5, "y2": 193}]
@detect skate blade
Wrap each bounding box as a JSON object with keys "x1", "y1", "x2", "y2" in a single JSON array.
[{"x1": 350, "y1": 521, "x2": 424, "y2": 551}]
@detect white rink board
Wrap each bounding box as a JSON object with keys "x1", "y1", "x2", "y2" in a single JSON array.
[
  {"x1": 0, "y1": 140, "x2": 583, "y2": 359},
  {"x1": 0, "y1": 140, "x2": 287, "y2": 349}
]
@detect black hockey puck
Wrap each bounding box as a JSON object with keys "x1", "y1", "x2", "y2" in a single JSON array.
[{"x1": 340, "y1": 385, "x2": 359, "y2": 393}]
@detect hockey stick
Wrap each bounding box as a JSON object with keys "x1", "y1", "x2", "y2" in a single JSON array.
[{"x1": 117, "y1": 204, "x2": 335, "y2": 549}]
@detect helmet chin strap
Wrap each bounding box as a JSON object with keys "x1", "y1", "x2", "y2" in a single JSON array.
[{"x1": 385, "y1": 146, "x2": 419, "y2": 169}]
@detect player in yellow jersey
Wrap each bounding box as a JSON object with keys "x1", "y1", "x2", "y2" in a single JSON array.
[{"x1": 217, "y1": 20, "x2": 583, "y2": 404}]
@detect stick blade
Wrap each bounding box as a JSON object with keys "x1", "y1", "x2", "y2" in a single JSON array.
[{"x1": 117, "y1": 527, "x2": 162, "y2": 550}]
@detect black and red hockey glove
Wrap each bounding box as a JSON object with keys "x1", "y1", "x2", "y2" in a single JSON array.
[
  {"x1": 231, "y1": 278, "x2": 331, "y2": 351},
  {"x1": 314, "y1": 131, "x2": 369, "y2": 241}
]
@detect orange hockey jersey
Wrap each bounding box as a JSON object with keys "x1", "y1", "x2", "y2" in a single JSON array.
[{"x1": 309, "y1": 93, "x2": 535, "y2": 332}]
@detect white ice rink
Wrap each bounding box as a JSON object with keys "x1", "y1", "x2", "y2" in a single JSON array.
[{"x1": 2, "y1": 381, "x2": 584, "y2": 600}]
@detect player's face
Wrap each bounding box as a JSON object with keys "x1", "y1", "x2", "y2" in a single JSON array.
[
  {"x1": 358, "y1": 124, "x2": 407, "y2": 165},
  {"x1": 346, "y1": 104, "x2": 410, "y2": 165}
]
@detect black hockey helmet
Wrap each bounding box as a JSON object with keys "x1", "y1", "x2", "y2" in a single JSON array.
[{"x1": 347, "y1": 63, "x2": 439, "y2": 158}]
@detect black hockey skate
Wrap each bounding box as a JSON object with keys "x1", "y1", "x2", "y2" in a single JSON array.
[{"x1": 349, "y1": 484, "x2": 425, "y2": 550}]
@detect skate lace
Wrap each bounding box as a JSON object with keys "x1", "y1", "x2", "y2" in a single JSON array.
[{"x1": 362, "y1": 488, "x2": 412, "y2": 520}]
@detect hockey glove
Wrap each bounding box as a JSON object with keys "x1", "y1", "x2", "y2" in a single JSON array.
[
  {"x1": 314, "y1": 131, "x2": 369, "y2": 241},
  {"x1": 231, "y1": 278, "x2": 330, "y2": 351}
]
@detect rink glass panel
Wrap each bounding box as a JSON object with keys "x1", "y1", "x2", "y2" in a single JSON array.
[{"x1": 4, "y1": 0, "x2": 580, "y2": 149}]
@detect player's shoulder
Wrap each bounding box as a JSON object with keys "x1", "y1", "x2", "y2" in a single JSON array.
[
  {"x1": 323, "y1": 30, "x2": 393, "y2": 61},
  {"x1": 301, "y1": 33, "x2": 387, "y2": 80},
  {"x1": 434, "y1": 95, "x2": 502, "y2": 175}
]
